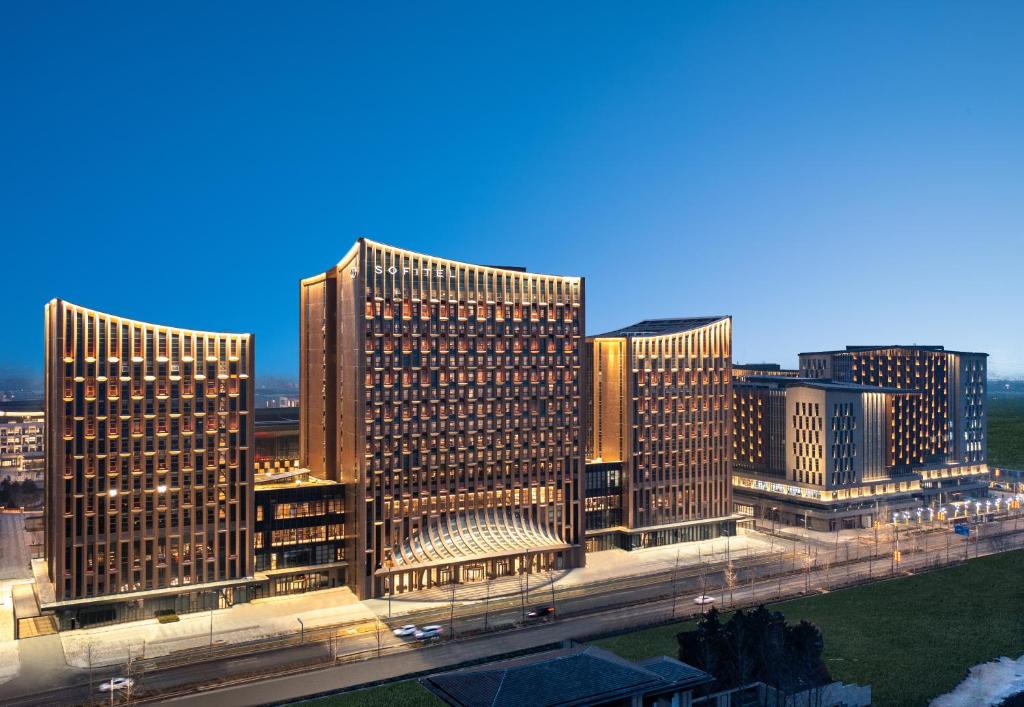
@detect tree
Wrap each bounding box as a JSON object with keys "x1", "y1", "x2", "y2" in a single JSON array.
[
  {"x1": 724, "y1": 560, "x2": 736, "y2": 607},
  {"x1": 678, "y1": 606, "x2": 830, "y2": 693}
]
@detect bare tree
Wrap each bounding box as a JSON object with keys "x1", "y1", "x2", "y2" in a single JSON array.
[
  {"x1": 518, "y1": 564, "x2": 527, "y2": 622},
  {"x1": 448, "y1": 580, "x2": 457, "y2": 639},
  {"x1": 671, "y1": 549, "x2": 681, "y2": 618},
  {"x1": 484, "y1": 572, "x2": 492, "y2": 631},
  {"x1": 548, "y1": 567, "x2": 557, "y2": 618},
  {"x1": 724, "y1": 560, "x2": 736, "y2": 607},
  {"x1": 698, "y1": 547, "x2": 710, "y2": 616}
]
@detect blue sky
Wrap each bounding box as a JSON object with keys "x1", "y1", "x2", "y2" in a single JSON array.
[{"x1": 4, "y1": 2, "x2": 1022, "y2": 378}]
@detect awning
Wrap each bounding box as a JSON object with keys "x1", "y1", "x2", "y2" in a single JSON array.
[{"x1": 380, "y1": 508, "x2": 569, "y2": 573}]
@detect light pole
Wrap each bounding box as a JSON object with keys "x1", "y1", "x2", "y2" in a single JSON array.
[
  {"x1": 297, "y1": 617, "x2": 304, "y2": 643},
  {"x1": 209, "y1": 591, "x2": 215, "y2": 654},
  {"x1": 484, "y1": 572, "x2": 493, "y2": 630},
  {"x1": 384, "y1": 550, "x2": 395, "y2": 621},
  {"x1": 525, "y1": 548, "x2": 531, "y2": 609}
]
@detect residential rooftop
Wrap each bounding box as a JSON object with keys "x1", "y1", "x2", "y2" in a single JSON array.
[
  {"x1": 420, "y1": 644, "x2": 712, "y2": 707},
  {"x1": 593, "y1": 316, "x2": 728, "y2": 339},
  {"x1": 799, "y1": 344, "x2": 988, "y2": 357}
]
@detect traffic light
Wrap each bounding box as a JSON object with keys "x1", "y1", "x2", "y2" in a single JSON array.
[{"x1": 893, "y1": 550, "x2": 901, "y2": 563}]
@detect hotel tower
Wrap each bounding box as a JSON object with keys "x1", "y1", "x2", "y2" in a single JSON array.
[
  {"x1": 300, "y1": 239, "x2": 586, "y2": 598},
  {"x1": 585, "y1": 317, "x2": 736, "y2": 551},
  {"x1": 44, "y1": 300, "x2": 254, "y2": 627}
]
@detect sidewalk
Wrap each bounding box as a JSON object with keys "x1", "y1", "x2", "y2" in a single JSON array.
[
  {"x1": 363, "y1": 532, "x2": 780, "y2": 615},
  {"x1": 60, "y1": 587, "x2": 376, "y2": 669},
  {"x1": 0, "y1": 583, "x2": 20, "y2": 685},
  {"x1": 52, "y1": 526, "x2": 867, "y2": 670}
]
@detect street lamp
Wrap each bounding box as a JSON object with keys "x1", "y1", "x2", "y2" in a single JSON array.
[
  {"x1": 297, "y1": 617, "x2": 304, "y2": 643},
  {"x1": 384, "y1": 550, "x2": 396, "y2": 621},
  {"x1": 209, "y1": 591, "x2": 216, "y2": 654}
]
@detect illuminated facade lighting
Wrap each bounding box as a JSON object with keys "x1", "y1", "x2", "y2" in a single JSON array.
[
  {"x1": 734, "y1": 344, "x2": 988, "y2": 531},
  {"x1": 44, "y1": 300, "x2": 254, "y2": 618},
  {"x1": 300, "y1": 239, "x2": 586, "y2": 598},
  {"x1": 585, "y1": 317, "x2": 735, "y2": 551}
]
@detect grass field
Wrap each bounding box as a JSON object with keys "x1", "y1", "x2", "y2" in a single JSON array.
[
  {"x1": 592, "y1": 549, "x2": 1024, "y2": 706},
  {"x1": 989, "y1": 395, "x2": 1024, "y2": 469},
  {"x1": 312, "y1": 551, "x2": 1024, "y2": 706},
  {"x1": 301, "y1": 679, "x2": 442, "y2": 706}
]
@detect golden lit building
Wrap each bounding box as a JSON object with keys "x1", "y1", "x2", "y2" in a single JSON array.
[
  {"x1": 733, "y1": 345, "x2": 989, "y2": 530},
  {"x1": 300, "y1": 239, "x2": 586, "y2": 598},
  {"x1": 0, "y1": 409, "x2": 44, "y2": 483},
  {"x1": 799, "y1": 345, "x2": 987, "y2": 469},
  {"x1": 44, "y1": 300, "x2": 254, "y2": 627},
  {"x1": 733, "y1": 376, "x2": 923, "y2": 529},
  {"x1": 585, "y1": 318, "x2": 736, "y2": 551},
  {"x1": 732, "y1": 363, "x2": 799, "y2": 380}
]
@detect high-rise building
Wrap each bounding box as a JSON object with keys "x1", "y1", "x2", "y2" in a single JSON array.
[
  {"x1": 300, "y1": 239, "x2": 586, "y2": 598},
  {"x1": 585, "y1": 318, "x2": 736, "y2": 551},
  {"x1": 43, "y1": 300, "x2": 255, "y2": 627}
]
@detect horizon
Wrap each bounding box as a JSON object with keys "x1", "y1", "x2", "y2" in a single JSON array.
[{"x1": 5, "y1": 3, "x2": 1023, "y2": 378}]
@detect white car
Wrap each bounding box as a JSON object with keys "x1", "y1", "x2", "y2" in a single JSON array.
[
  {"x1": 392, "y1": 624, "x2": 418, "y2": 637},
  {"x1": 693, "y1": 595, "x2": 716, "y2": 606},
  {"x1": 414, "y1": 625, "x2": 443, "y2": 640},
  {"x1": 99, "y1": 677, "x2": 134, "y2": 692}
]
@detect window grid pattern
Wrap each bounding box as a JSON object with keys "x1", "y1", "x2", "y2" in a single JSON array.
[
  {"x1": 302, "y1": 239, "x2": 585, "y2": 597},
  {"x1": 45, "y1": 300, "x2": 253, "y2": 601}
]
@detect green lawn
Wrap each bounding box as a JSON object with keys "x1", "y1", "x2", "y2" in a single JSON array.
[
  {"x1": 300, "y1": 680, "x2": 442, "y2": 706},
  {"x1": 304, "y1": 551, "x2": 1024, "y2": 706},
  {"x1": 593, "y1": 549, "x2": 1024, "y2": 706},
  {"x1": 989, "y1": 396, "x2": 1024, "y2": 469}
]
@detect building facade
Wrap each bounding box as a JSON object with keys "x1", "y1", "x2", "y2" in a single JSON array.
[
  {"x1": 253, "y1": 468, "x2": 347, "y2": 595},
  {"x1": 585, "y1": 318, "x2": 736, "y2": 551},
  {"x1": 0, "y1": 409, "x2": 44, "y2": 483},
  {"x1": 254, "y1": 406, "x2": 300, "y2": 473},
  {"x1": 734, "y1": 343, "x2": 989, "y2": 531},
  {"x1": 733, "y1": 376, "x2": 925, "y2": 529},
  {"x1": 798, "y1": 345, "x2": 988, "y2": 470},
  {"x1": 44, "y1": 300, "x2": 255, "y2": 626},
  {"x1": 300, "y1": 239, "x2": 586, "y2": 598}
]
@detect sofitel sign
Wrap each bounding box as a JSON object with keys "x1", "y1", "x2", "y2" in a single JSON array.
[{"x1": 350, "y1": 266, "x2": 459, "y2": 279}]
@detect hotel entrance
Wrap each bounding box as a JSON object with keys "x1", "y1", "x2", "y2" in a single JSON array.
[{"x1": 463, "y1": 563, "x2": 486, "y2": 583}]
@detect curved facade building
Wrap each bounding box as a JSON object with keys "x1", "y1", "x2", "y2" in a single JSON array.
[
  {"x1": 44, "y1": 300, "x2": 254, "y2": 624},
  {"x1": 586, "y1": 317, "x2": 736, "y2": 551},
  {"x1": 300, "y1": 239, "x2": 586, "y2": 598}
]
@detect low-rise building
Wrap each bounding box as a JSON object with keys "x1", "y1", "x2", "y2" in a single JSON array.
[
  {"x1": 253, "y1": 467, "x2": 347, "y2": 595},
  {"x1": 733, "y1": 366, "x2": 988, "y2": 530},
  {"x1": 0, "y1": 409, "x2": 44, "y2": 483},
  {"x1": 421, "y1": 644, "x2": 715, "y2": 707}
]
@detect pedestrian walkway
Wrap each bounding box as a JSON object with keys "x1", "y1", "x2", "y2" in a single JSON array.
[
  {"x1": 59, "y1": 587, "x2": 376, "y2": 669},
  {"x1": 1, "y1": 634, "x2": 67, "y2": 694},
  {"x1": 0, "y1": 581, "x2": 23, "y2": 685},
  {"x1": 47, "y1": 527, "x2": 841, "y2": 671},
  {"x1": 364, "y1": 532, "x2": 780, "y2": 615}
]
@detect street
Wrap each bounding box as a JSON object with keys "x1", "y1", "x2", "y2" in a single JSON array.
[{"x1": 3, "y1": 514, "x2": 1023, "y2": 706}]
